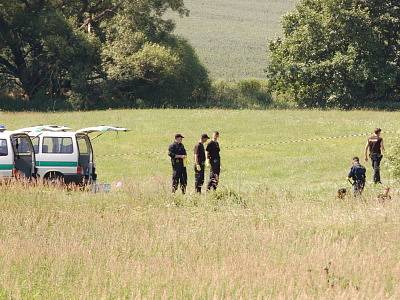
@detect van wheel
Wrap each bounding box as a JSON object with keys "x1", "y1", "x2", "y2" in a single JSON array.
[{"x1": 44, "y1": 172, "x2": 64, "y2": 185}]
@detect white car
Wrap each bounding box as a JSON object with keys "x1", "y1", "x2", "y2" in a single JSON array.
[
  {"x1": 0, "y1": 126, "x2": 37, "y2": 179},
  {"x1": 17, "y1": 125, "x2": 128, "y2": 184}
]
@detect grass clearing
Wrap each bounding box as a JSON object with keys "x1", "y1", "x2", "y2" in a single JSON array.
[
  {"x1": 172, "y1": 0, "x2": 298, "y2": 79},
  {"x1": 1, "y1": 109, "x2": 400, "y2": 297}
]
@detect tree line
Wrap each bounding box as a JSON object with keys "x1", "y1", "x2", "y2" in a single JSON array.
[{"x1": 1, "y1": 0, "x2": 400, "y2": 110}]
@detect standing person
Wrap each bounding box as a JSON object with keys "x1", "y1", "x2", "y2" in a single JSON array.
[
  {"x1": 348, "y1": 157, "x2": 366, "y2": 197},
  {"x1": 194, "y1": 134, "x2": 210, "y2": 193},
  {"x1": 365, "y1": 128, "x2": 385, "y2": 184},
  {"x1": 206, "y1": 131, "x2": 221, "y2": 191},
  {"x1": 168, "y1": 134, "x2": 187, "y2": 194}
]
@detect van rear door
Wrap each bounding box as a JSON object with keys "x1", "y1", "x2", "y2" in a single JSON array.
[
  {"x1": 76, "y1": 133, "x2": 94, "y2": 183},
  {"x1": 76, "y1": 126, "x2": 127, "y2": 183},
  {"x1": 76, "y1": 126, "x2": 128, "y2": 135}
]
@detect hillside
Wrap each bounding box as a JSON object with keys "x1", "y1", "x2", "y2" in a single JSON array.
[{"x1": 173, "y1": 0, "x2": 298, "y2": 79}]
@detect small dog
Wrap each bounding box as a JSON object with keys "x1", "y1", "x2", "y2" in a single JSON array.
[
  {"x1": 377, "y1": 187, "x2": 391, "y2": 203},
  {"x1": 337, "y1": 188, "x2": 347, "y2": 199}
]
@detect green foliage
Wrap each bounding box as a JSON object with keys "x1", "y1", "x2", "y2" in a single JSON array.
[
  {"x1": 102, "y1": 13, "x2": 181, "y2": 84},
  {"x1": 267, "y1": 0, "x2": 400, "y2": 108},
  {"x1": 210, "y1": 79, "x2": 272, "y2": 108},
  {"x1": 0, "y1": 0, "x2": 98, "y2": 101},
  {"x1": 105, "y1": 41, "x2": 180, "y2": 82},
  {"x1": 386, "y1": 139, "x2": 400, "y2": 181},
  {"x1": 0, "y1": 94, "x2": 27, "y2": 111},
  {"x1": 211, "y1": 188, "x2": 247, "y2": 209},
  {"x1": 0, "y1": 0, "x2": 210, "y2": 110},
  {"x1": 138, "y1": 38, "x2": 210, "y2": 107}
]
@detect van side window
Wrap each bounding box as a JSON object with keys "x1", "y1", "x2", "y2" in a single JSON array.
[
  {"x1": 12, "y1": 137, "x2": 32, "y2": 155},
  {"x1": 0, "y1": 139, "x2": 8, "y2": 156},
  {"x1": 31, "y1": 137, "x2": 39, "y2": 154},
  {"x1": 42, "y1": 137, "x2": 73, "y2": 154}
]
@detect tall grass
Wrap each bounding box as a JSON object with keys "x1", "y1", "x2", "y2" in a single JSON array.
[
  {"x1": 1, "y1": 109, "x2": 400, "y2": 297},
  {"x1": 0, "y1": 181, "x2": 399, "y2": 298}
]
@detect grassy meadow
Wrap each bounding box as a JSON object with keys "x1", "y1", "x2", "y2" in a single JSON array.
[
  {"x1": 1, "y1": 109, "x2": 400, "y2": 298},
  {"x1": 172, "y1": 0, "x2": 298, "y2": 79}
]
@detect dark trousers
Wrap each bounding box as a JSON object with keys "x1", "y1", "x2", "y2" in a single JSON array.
[
  {"x1": 353, "y1": 181, "x2": 365, "y2": 197},
  {"x1": 172, "y1": 164, "x2": 187, "y2": 194},
  {"x1": 371, "y1": 154, "x2": 382, "y2": 184},
  {"x1": 194, "y1": 164, "x2": 205, "y2": 193},
  {"x1": 207, "y1": 159, "x2": 220, "y2": 191}
]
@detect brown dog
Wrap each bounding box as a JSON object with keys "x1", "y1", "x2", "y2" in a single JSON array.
[
  {"x1": 337, "y1": 188, "x2": 347, "y2": 199},
  {"x1": 377, "y1": 187, "x2": 391, "y2": 203}
]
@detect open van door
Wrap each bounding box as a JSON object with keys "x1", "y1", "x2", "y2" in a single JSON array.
[
  {"x1": 76, "y1": 126, "x2": 128, "y2": 135},
  {"x1": 10, "y1": 133, "x2": 36, "y2": 179},
  {"x1": 76, "y1": 133, "x2": 95, "y2": 184},
  {"x1": 76, "y1": 126, "x2": 128, "y2": 184}
]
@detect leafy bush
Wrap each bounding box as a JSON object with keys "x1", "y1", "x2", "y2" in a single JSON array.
[
  {"x1": 209, "y1": 79, "x2": 272, "y2": 108},
  {"x1": 126, "y1": 38, "x2": 211, "y2": 108},
  {"x1": 210, "y1": 188, "x2": 247, "y2": 209},
  {"x1": 0, "y1": 95, "x2": 27, "y2": 112},
  {"x1": 386, "y1": 140, "x2": 400, "y2": 181}
]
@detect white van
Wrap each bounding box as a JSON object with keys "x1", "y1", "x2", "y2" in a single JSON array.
[
  {"x1": 17, "y1": 125, "x2": 127, "y2": 184},
  {"x1": 0, "y1": 127, "x2": 37, "y2": 179}
]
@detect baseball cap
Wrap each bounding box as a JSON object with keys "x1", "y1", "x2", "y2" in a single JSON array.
[
  {"x1": 175, "y1": 133, "x2": 184, "y2": 139},
  {"x1": 201, "y1": 133, "x2": 210, "y2": 139}
]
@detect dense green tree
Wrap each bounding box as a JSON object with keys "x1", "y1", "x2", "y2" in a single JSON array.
[
  {"x1": 101, "y1": 14, "x2": 180, "y2": 84},
  {"x1": 99, "y1": 6, "x2": 209, "y2": 108},
  {"x1": 0, "y1": 0, "x2": 209, "y2": 110},
  {"x1": 267, "y1": 0, "x2": 400, "y2": 108},
  {"x1": 0, "y1": 0, "x2": 97, "y2": 101}
]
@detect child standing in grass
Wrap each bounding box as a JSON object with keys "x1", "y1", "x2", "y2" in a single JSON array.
[{"x1": 348, "y1": 157, "x2": 366, "y2": 197}]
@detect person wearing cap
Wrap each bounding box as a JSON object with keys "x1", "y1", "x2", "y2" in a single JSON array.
[
  {"x1": 365, "y1": 128, "x2": 385, "y2": 184},
  {"x1": 168, "y1": 134, "x2": 188, "y2": 194},
  {"x1": 194, "y1": 133, "x2": 210, "y2": 193},
  {"x1": 206, "y1": 131, "x2": 221, "y2": 191}
]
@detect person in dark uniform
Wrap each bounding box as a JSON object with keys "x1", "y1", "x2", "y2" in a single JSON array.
[
  {"x1": 194, "y1": 134, "x2": 210, "y2": 193},
  {"x1": 206, "y1": 131, "x2": 221, "y2": 191},
  {"x1": 168, "y1": 134, "x2": 187, "y2": 194},
  {"x1": 364, "y1": 128, "x2": 385, "y2": 184},
  {"x1": 348, "y1": 157, "x2": 366, "y2": 197}
]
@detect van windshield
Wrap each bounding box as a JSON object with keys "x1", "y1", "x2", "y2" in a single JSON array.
[{"x1": 0, "y1": 139, "x2": 8, "y2": 156}]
